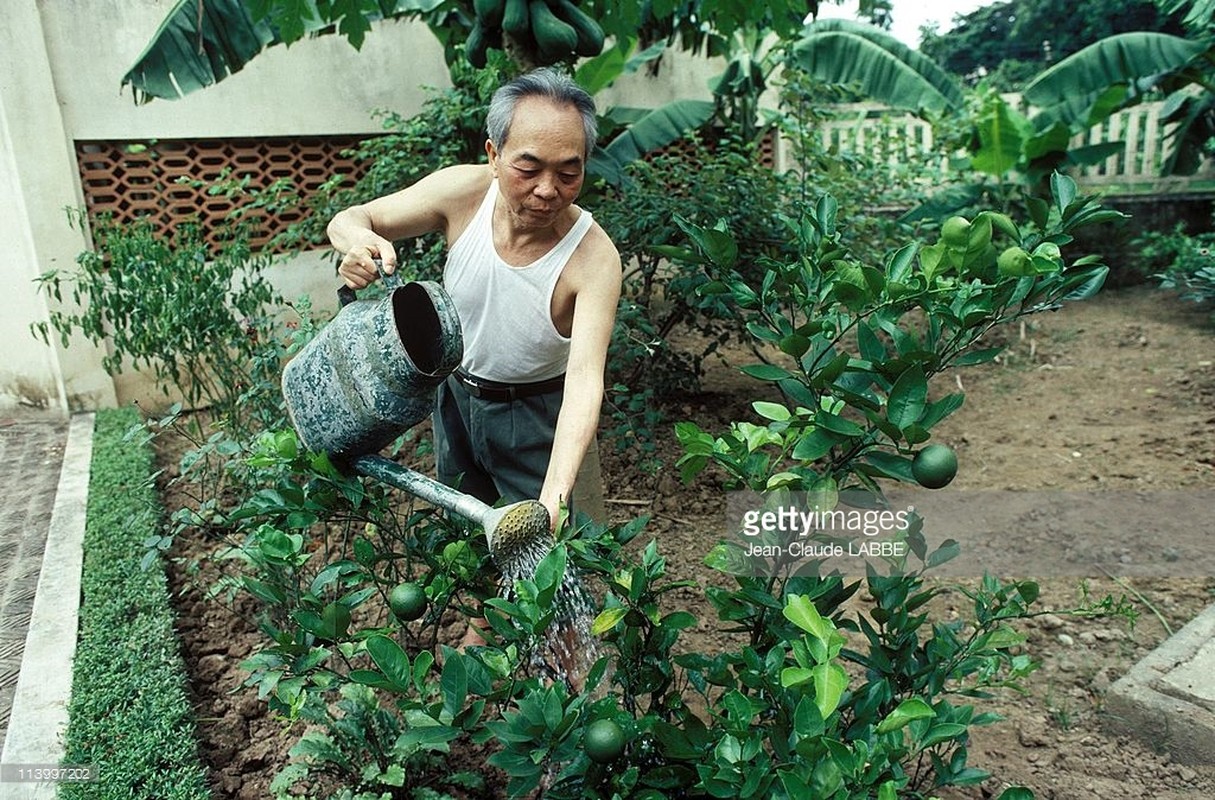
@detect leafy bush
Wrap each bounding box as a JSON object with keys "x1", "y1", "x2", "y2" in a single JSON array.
[
  {"x1": 593, "y1": 134, "x2": 801, "y2": 464},
  {"x1": 1136, "y1": 221, "x2": 1215, "y2": 315},
  {"x1": 60, "y1": 408, "x2": 210, "y2": 800},
  {"x1": 34, "y1": 211, "x2": 288, "y2": 435}
]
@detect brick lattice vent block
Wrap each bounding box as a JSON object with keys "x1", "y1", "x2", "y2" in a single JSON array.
[{"x1": 75, "y1": 136, "x2": 373, "y2": 253}]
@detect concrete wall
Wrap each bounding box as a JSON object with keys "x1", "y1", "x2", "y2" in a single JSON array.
[
  {"x1": 42, "y1": 1, "x2": 452, "y2": 140},
  {"x1": 1, "y1": 2, "x2": 114, "y2": 414},
  {"x1": 1, "y1": 1, "x2": 720, "y2": 415}
]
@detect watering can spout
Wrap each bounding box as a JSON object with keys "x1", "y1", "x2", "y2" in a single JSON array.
[{"x1": 352, "y1": 455, "x2": 551, "y2": 563}]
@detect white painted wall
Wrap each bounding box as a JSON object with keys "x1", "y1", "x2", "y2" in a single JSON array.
[{"x1": 1, "y1": 1, "x2": 116, "y2": 415}]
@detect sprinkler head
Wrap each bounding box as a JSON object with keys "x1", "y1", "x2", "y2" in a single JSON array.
[{"x1": 483, "y1": 500, "x2": 553, "y2": 563}]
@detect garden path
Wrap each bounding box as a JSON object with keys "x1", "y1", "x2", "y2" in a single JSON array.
[{"x1": 0, "y1": 417, "x2": 67, "y2": 755}]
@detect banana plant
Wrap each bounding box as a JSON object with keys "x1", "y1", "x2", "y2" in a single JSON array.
[
  {"x1": 122, "y1": 0, "x2": 451, "y2": 103},
  {"x1": 789, "y1": 18, "x2": 1212, "y2": 210},
  {"x1": 791, "y1": 18, "x2": 966, "y2": 115}
]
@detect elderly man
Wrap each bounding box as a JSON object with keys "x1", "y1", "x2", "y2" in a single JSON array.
[{"x1": 327, "y1": 67, "x2": 621, "y2": 545}]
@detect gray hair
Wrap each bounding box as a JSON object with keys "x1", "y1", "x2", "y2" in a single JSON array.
[{"x1": 486, "y1": 68, "x2": 598, "y2": 157}]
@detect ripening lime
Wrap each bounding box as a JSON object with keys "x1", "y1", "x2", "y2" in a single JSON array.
[
  {"x1": 912, "y1": 444, "x2": 958, "y2": 490},
  {"x1": 389, "y1": 582, "x2": 427, "y2": 622},
  {"x1": 941, "y1": 216, "x2": 971, "y2": 248},
  {"x1": 584, "y1": 719, "x2": 627, "y2": 764},
  {"x1": 996, "y1": 246, "x2": 1034, "y2": 277}
]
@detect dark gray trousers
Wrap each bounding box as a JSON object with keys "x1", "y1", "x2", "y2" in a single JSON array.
[{"x1": 433, "y1": 374, "x2": 562, "y2": 506}]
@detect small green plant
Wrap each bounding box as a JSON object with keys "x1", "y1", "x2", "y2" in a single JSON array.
[
  {"x1": 1136, "y1": 221, "x2": 1215, "y2": 318},
  {"x1": 34, "y1": 210, "x2": 286, "y2": 429}
]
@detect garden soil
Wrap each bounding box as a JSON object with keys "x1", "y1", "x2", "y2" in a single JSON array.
[{"x1": 161, "y1": 284, "x2": 1215, "y2": 799}]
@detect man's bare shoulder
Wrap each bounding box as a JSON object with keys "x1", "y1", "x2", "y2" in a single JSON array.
[
  {"x1": 584, "y1": 219, "x2": 622, "y2": 273},
  {"x1": 569, "y1": 217, "x2": 622, "y2": 294},
  {"x1": 414, "y1": 163, "x2": 493, "y2": 204}
]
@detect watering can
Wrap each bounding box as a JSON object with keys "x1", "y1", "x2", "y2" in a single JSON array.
[
  {"x1": 282, "y1": 270, "x2": 462, "y2": 461},
  {"x1": 280, "y1": 268, "x2": 552, "y2": 561}
]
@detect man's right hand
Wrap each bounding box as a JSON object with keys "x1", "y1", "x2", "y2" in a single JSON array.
[{"x1": 337, "y1": 240, "x2": 397, "y2": 289}]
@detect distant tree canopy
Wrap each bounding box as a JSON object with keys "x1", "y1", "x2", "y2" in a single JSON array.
[{"x1": 920, "y1": 0, "x2": 1187, "y2": 88}]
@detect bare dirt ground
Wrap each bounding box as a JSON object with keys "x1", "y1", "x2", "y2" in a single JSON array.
[{"x1": 163, "y1": 284, "x2": 1215, "y2": 799}]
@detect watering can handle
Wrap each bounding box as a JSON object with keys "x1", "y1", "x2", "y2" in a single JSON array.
[{"x1": 337, "y1": 258, "x2": 404, "y2": 307}]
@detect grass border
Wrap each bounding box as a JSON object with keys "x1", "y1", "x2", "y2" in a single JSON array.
[{"x1": 59, "y1": 407, "x2": 210, "y2": 800}]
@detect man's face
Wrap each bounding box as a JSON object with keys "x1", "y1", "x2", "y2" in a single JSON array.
[{"x1": 488, "y1": 96, "x2": 587, "y2": 229}]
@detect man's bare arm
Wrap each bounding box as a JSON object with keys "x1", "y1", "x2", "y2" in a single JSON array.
[
  {"x1": 327, "y1": 164, "x2": 490, "y2": 288},
  {"x1": 539, "y1": 230, "x2": 623, "y2": 526}
]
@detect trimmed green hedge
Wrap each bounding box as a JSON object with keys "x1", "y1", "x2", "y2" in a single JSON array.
[{"x1": 60, "y1": 407, "x2": 210, "y2": 800}]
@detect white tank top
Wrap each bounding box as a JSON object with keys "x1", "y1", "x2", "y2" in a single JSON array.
[{"x1": 444, "y1": 179, "x2": 593, "y2": 383}]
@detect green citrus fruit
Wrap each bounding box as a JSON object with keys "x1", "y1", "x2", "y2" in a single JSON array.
[
  {"x1": 389, "y1": 582, "x2": 427, "y2": 622},
  {"x1": 996, "y1": 246, "x2": 1034, "y2": 277},
  {"x1": 912, "y1": 444, "x2": 958, "y2": 489},
  {"x1": 584, "y1": 719, "x2": 627, "y2": 764},
  {"x1": 941, "y1": 216, "x2": 971, "y2": 248}
]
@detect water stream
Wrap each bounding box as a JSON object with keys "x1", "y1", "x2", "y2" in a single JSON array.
[{"x1": 496, "y1": 537, "x2": 600, "y2": 688}]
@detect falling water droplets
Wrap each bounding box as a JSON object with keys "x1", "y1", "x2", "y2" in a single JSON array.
[{"x1": 495, "y1": 535, "x2": 600, "y2": 689}]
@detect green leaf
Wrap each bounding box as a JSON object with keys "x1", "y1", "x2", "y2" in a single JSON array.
[
  {"x1": 971, "y1": 94, "x2": 1028, "y2": 177},
  {"x1": 811, "y1": 663, "x2": 848, "y2": 719},
  {"x1": 779, "y1": 333, "x2": 812, "y2": 358},
  {"x1": 887, "y1": 365, "x2": 928, "y2": 431},
  {"x1": 602, "y1": 100, "x2": 716, "y2": 164},
  {"x1": 242, "y1": 576, "x2": 286, "y2": 605},
  {"x1": 753, "y1": 401, "x2": 792, "y2": 422},
  {"x1": 920, "y1": 393, "x2": 965, "y2": 430},
  {"x1": 860, "y1": 451, "x2": 915, "y2": 482},
  {"x1": 791, "y1": 427, "x2": 846, "y2": 461},
  {"x1": 783, "y1": 594, "x2": 831, "y2": 642},
  {"x1": 996, "y1": 788, "x2": 1036, "y2": 800},
  {"x1": 366, "y1": 635, "x2": 412, "y2": 692},
  {"x1": 919, "y1": 241, "x2": 947, "y2": 282},
  {"x1": 858, "y1": 321, "x2": 887, "y2": 362},
  {"x1": 741, "y1": 363, "x2": 795, "y2": 382},
  {"x1": 920, "y1": 722, "x2": 969, "y2": 748},
  {"x1": 876, "y1": 697, "x2": 935, "y2": 733},
  {"x1": 1060, "y1": 265, "x2": 1109, "y2": 302},
  {"x1": 954, "y1": 347, "x2": 1003, "y2": 367},
  {"x1": 441, "y1": 654, "x2": 468, "y2": 721},
  {"x1": 794, "y1": 20, "x2": 964, "y2": 114},
  {"x1": 886, "y1": 242, "x2": 918, "y2": 283},
  {"x1": 591, "y1": 607, "x2": 627, "y2": 635},
  {"x1": 781, "y1": 666, "x2": 815, "y2": 687},
  {"x1": 1023, "y1": 33, "x2": 1205, "y2": 127},
  {"x1": 926, "y1": 539, "x2": 961, "y2": 568},
  {"x1": 1050, "y1": 172, "x2": 1077, "y2": 216}
]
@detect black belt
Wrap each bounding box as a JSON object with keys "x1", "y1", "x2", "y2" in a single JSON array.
[{"x1": 453, "y1": 369, "x2": 565, "y2": 402}]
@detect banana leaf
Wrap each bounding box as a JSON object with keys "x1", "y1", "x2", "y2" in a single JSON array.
[
  {"x1": 589, "y1": 99, "x2": 715, "y2": 185},
  {"x1": 792, "y1": 19, "x2": 965, "y2": 115},
  {"x1": 1022, "y1": 33, "x2": 1206, "y2": 126}
]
